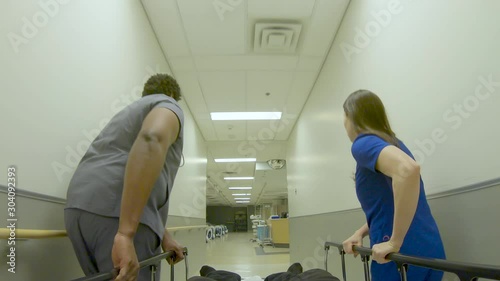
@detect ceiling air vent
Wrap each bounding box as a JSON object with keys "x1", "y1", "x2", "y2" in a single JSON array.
[{"x1": 254, "y1": 23, "x2": 302, "y2": 54}]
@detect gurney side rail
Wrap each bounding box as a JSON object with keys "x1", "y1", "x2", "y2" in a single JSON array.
[
  {"x1": 324, "y1": 241, "x2": 500, "y2": 281},
  {"x1": 71, "y1": 247, "x2": 189, "y2": 281}
]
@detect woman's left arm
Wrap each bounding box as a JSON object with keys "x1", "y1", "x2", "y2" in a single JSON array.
[{"x1": 372, "y1": 145, "x2": 421, "y2": 263}]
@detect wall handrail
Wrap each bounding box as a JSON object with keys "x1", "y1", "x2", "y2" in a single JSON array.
[
  {"x1": 0, "y1": 225, "x2": 207, "y2": 240},
  {"x1": 0, "y1": 228, "x2": 67, "y2": 239},
  {"x1": 168, "y1": 225, "x2": 208, "y2": 232},
  {"x1": 324, "y1": 241, "x2": 500, "y2": 281},
  {"x1": 71, "y1": 247, "x2": 188, "y2": 281}
]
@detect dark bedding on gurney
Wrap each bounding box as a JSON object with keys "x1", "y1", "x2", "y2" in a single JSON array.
[{"x1": 188, "y1": 263, "x2": 340, "y2": 281}]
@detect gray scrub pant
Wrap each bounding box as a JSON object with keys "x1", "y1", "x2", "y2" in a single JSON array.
[{"x1": 65, "y1": 208, "x2": 162, "y2": 281}]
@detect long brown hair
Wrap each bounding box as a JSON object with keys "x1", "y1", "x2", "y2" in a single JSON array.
[{"x1": 343, "y1": 89, "x2": 399, "y2": 146}]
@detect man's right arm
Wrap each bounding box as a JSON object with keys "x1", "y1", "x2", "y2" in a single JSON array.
[
  {"x1": 112, "y1": 107, "x2": 180, "y2": 281},
  {"x1": 117, "y1": 107, "x2": 180, "y2": 237}
]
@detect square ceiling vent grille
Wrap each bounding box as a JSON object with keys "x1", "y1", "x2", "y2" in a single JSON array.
[{"x1": 254, "y1": 23, "x2": 302, "y2": 54}]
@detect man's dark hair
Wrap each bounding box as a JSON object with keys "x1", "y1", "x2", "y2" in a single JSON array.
[{"x1": 142, "y1": 73, "x2": 181, "y2": 101}]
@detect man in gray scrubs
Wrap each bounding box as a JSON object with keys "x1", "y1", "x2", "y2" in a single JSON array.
[{"x1": 65, "y1": 73, "x2": 185, "y2": 281}]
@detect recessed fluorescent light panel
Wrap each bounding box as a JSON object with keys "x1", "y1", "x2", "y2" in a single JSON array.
[
  {"x1": 214, "y1": 158, "x2": 256, "y2": 163},
  {"x1": 224, "y1": 177, "x2": 254, "y2": 180},
  {"x1": 210, "y1": 112, "x2": 282, "y2": 121},
  {"x1": 232, "y1": 193, "x2": 251, "y2": 196},
  {"x1": 234, "y1": 198, "x2": 250, "y2": 200},
  {"x1": 228, "y1": 187, "x2": 252, "y2": 190},
  {"x1": 236, "y1": 201, "x2": 250, "y2": 203}
]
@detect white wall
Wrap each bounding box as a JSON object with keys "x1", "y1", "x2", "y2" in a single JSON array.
[
  {"x1": 288, "y1": 0, "x2": 500, "y2": 217},
  {"x1": 0, "y1": 1, "x2": 207, "y2": 279},
  {"x1": 168, "y1": 101, "x2": 207, "y2": 220},
  {"x1": 0, "y1": 0, "x2": 207, "y2": 217}
]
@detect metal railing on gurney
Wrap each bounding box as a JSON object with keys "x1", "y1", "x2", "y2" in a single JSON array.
[
  {"x1": 71, "y1": 247, "x2": 189, "y2": 281},
  {"x1": 324, "y1": 242, "x2": 500, "y2": 281}
]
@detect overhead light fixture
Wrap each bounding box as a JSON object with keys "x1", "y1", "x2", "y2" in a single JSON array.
[
  {"x1": 234, "y1": 197, "x2": 250, "y2": 200},
  {"x1": 236, "y1": 201, "x2": 250, "y2": 203},
  {"x1": 232, "y1": 193, "x2": 251, "y2": 196},
  {"x1": 210, "y1": 112, "x2": 282, "y2": 121},
  {"x1": 224, "y1": 177, "x2": 254, "y2": 180},
  {"x1": 215, "y1": 158, "x2": 256, "y2": 163},
  {"x1": 229, "y1": 187, "x2": 252, "y2": 190}
]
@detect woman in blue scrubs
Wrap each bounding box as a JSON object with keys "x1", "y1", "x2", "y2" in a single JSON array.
[{"x1": 341, "y1": 90, "x2": 446, "y2": 281}]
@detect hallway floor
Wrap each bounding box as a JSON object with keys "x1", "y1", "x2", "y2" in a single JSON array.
[{"x1": 205, "y1": 232, "x2": 290, "y2": 278}]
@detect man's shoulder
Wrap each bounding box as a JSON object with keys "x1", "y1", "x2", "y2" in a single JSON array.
[{"x1": 142, "y1": 94, "x2": 179, "y2": 105}]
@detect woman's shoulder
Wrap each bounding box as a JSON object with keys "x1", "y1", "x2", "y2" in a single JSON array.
[{"x1": 351, "y1": 134, "x2": 392, "y2": 158}]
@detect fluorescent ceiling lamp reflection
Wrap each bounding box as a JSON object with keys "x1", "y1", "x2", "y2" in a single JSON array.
[
  {"x1": 234, "y1": 197, "x2": 250, "y2": 200},
  {"x1": 232, "y1": 193, "x2": 251, "y2": 196},
  {"x1": 211, "y1": 112, "x2": 282, "y2": 121},
  {"x1": 228, "y1": 187, "x2": 252, "y2": 190},
  {"x1": 236, "y1": 201, "x2": 250, "y2": 203},
  {"x1": 224, "y1": 177, "x2": 254, "y2": 180},
  {"x1": 214, "y1": 158, "x2": 256, "y2": 163}
]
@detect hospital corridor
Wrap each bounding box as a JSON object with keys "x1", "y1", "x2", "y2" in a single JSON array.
[
  {"x1": 206, "y1": 232, "x2": 290, "y2": 278},
  {"x1": 1, "y1": 0, "x2": 500, "y2": 280}
]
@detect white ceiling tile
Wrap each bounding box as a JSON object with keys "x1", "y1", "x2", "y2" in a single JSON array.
[
  {"x1": 248, "y1": 0, "x2": 316, "y2": 19},
  {"x1": 286, "y1": 71, "x2": 318, "y2": 114},
  {"x1": 194, "y1": 55, "x2": 298, "y2": 71},
  {"x1": 198, "y1": 71, "x2": 246, "y2": 112},
  {"x1": 141, "y1": 0, "x2": 191, "y2": 57},
  {"x1": 194, "y1": 118, "x2": 218, "y2": 141},
  {"x1": 208, "y1": 141, "x2": 251, "y2": 159},
  {"x1": 301, "y1": 0, "x2": 350, "y2": 56},
  {"x1": 194, "y1": 112, "x2": 212, "y2": 121},
  {"x1": 296, "y1": 56, "x2": 324, "y2": 71},
  {"x1": 246, "y1": 121, "x2": 279, "y2": 141},
  {"x1": 213, "y1": 120, "x2": 247, "y2": 141},
  {"x1": 246, "y1": 71, "x2": 294, "y2": 111},
  {"x1": 274, "y1": 102, "x2": 301, "y2": 140},
  {"x1": 173, "y1": 72, "x2": 209, "y2": 114},
  {"x1": 207, "y1": 141, "x2": 243, "y2": 156},
  {"x1": 207, "y1": 141, "x2": 286, "y2": 162},
  {"x1": 216, "y1": 162, "x2": 255, "y2": 175},
  {"x1": 169, "y1": 57, "x2": 196, "y2": 71},
  {"x1": 176, "y1": 0, "x2": 246, "y2": 55},
  {"x1": 265, "y1": 142, "x2": 288, "y2": 159}
]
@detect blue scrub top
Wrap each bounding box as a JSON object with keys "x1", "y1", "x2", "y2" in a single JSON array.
[{"x1": 352, "y1": 134, "x2": 446, "y2": 281}]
